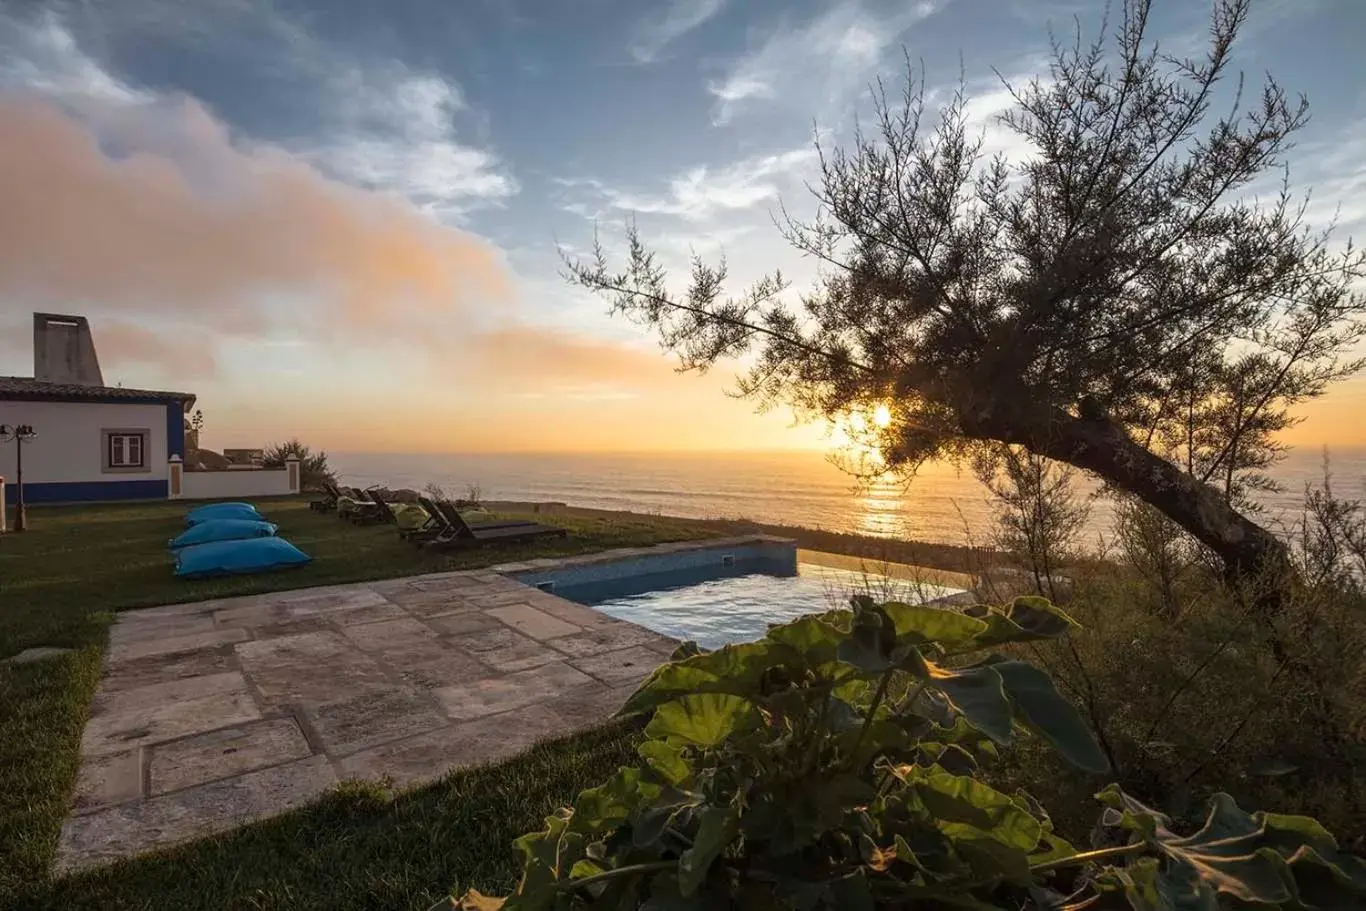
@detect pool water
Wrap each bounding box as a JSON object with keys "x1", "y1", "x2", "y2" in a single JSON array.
[{"x1": 555, "y1": 561, "x2": 964, "y2": 650}]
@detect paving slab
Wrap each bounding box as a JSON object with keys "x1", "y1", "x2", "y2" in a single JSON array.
[
  {"x1": 384, "y1": 646, "x2": 493, "y2": 690},
  {"x1": 384, "y1": 587, "x2": 480, "y2": 614},
  {"x1": 544, "y1": 684, "x2": 638, "y2": 731},
  {"x1": 462, "y1": 588, "x2": 550, "y2": 609},
  {"x1": 108, "y1": 614, "x2": 220, "y2": 646},
  {"x1": 96, "y1": 646, "x2": 239, "y2": 694},
  {"x1": 279, "y1": 588, "x2": 390, "y2": 617},
  {"x1": 305, "y1": 688, "x2": 450, "y2": 756},
  {"x1": 471, "y1": 637, "x2": 565, "y2": 674},
  {"x1": 547, "y1": 622, "x2": 671, "y2": 658},
  {"x1": 329, "y1": 601, "x2": 410, "y2": 627},
  {"x1": 70, "y1": 749, "x2": 143, "y2": 815},
  {"x1": 406, "y1": 574, "x2": 489, "y2": 593},
  {"x1": 529, "y1": 597, "x2": 620, "y2": 630},
  {"x1": 83, "y1": 683, "x2": 261, "y2": 758},
  {"x1": 148, "y1": 718, "x2": 313, "y2": 795},
  {"x1": 106, "y1": 627, "x2": 250, "y2": 664},
  {"x1": 570, "y1": 646, "x2": 665, "y2": 687},
  {"x1": 235, "y1": 631, "x2": 393, "y2": 709},
  {"x1": 433, "y1": 661, "x2": 597, "y2": 721},
  {"x1": 212, "y1": 601, "x2": 287, "y2": 629},
  {"x1": 423, "y1": 609, "x2": 502, "y2": 637},
  {"x1": 56, "y1": 755, "x2": 336, "y2": 873},
  {"x1": 341, "y1": 617, "x2": 439, "y2": 652},
  {"x1": 122, "y1": 599, "x2": 231, "y2": 620},
  {"x1": 253, "y1": 616, "x2": 336, "y2": 638},
  {"x1": 92, "y1": 670, "x2": 248, "y2": 716},
  {"x1": 363, "y1": 577, "x2": 424, "y2": 596},
  {"x1": 486, "y1": 603, "x2": 582, "y2": 640},
  {"x1": 335, "y1": 703, "x2": 576, "y2": 789}
]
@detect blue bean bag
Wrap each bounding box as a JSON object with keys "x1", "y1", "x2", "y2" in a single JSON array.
[
  {"x1": 175, "y1": 537, "x2": 311, "y2": 579},
  {"x1": 185, "y1": 503, "x2": 262, "y2": 526},
  {"x1": 169, "y1": 519, "x2": 279, "y2": 551}
]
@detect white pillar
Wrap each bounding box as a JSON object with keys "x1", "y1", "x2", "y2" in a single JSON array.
[
  {"x1": 285, "y1": 456, "x2": 301, "y2": 494},
  {"x1": 0, "y1": 475, "x2": 7, "y2": 533},
  {"x1": 168, "y1": 455, "x2": 183, "y2": 500}
]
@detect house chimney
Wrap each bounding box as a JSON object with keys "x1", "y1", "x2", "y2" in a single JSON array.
[{"x1": 33, "y1": 313, "x2": 104, "y2": 386}]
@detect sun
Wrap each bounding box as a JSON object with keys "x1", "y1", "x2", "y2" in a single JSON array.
[{"x1": 872, "y1": 404, "x2": 892, "y2": 428}]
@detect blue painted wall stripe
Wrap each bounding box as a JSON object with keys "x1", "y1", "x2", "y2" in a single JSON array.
[
  {"x1": 166, "y1": 403, "x2": 185, "y2": 460},
  {"x1": 2, "y1": 480, "x2": 168, "y2": 504}
]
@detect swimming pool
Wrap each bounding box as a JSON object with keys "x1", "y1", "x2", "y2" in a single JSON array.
[{"x1": 513, "y1": 542, "x2": 965, "y2": 649}]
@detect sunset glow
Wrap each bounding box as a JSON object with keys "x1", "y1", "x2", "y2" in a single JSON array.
[{"x1": 0, "y1": 2, "x2": 1361, "y2": 458}]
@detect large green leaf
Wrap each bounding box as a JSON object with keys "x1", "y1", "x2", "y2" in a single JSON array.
[
  {"x1": 620, "y1": 641, "x2": 793, "y2": 716},
  {"x1": 511, "y1": 812, "x2": 576, "y2": 908},
  {"x1": 570, "y1": 767, "x2": 660, "y2": 836},
  {"x1": 968, "y1": 597, "x2": 1081, "y2": 648},
  {"x1": 645, "y1": 693, "x2": 761, "y2": 747},
  {"x1": 881, "y1": 602, "x2": 988, "y2": 648},
  {"x1": 927, "y1": 664, "x2": 1014, "y2": 744},
  {"x1": 1096, "y1": 788, "x2": 1366, "y2": 909},
  {"x1": 638, "y1": 740, "x2": 693, "y2": 788},
  {"x1": 905, "y1": 768, "x2": 1044, "y2": 853},
  {"x1": 989, "y1": 659, "x2": 1109, "y2": 773},
  {"x1": 678, "y1": 806, "x2": 739, "y2": 896},
  {"x1": 837, "y1": 604, "x2": 897, "y2": 673},
  {"x1": 766, "y1": 614, "x2": 844, "y2": 665}
]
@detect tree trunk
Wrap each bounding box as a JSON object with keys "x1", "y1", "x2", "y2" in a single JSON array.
[{"x1": 961, "y1": 399, "x2": 1292, "y2": 594}]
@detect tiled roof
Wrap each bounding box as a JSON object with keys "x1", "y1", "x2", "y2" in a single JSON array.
[{"x1": 0, "y1": 376, "x2": 196, "y2": 406}]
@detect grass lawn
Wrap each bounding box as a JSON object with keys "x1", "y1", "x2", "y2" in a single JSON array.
[{"x1": 0, "y1": 497, "x2": 713, "y2": 909}]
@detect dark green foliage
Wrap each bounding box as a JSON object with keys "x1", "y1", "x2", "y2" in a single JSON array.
[
  {"x1": 468, "y1": 597, "x2": 1365, "y2": 910},
  {"x1": 262, "y1": 438, "x2": 336, "y2": 491}
]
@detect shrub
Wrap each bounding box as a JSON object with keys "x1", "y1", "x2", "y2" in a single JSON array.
[
  {"x1": 262, "y1": 439, "x2": 336, "y2": 492},
  {"x1": 458, "y1": 597, "x2": 1365, "y2": 909}
]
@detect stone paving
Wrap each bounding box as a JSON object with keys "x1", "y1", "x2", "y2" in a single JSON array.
[{"x1": 54, "y1": 543, "x2": 714, "y2": 872}]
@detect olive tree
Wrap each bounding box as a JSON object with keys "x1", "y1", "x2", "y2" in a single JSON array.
[{"x1": 564, "y1": 0, "x2": 1364, "y2": 593}]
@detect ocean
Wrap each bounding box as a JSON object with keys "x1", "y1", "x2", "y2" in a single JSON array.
[{"x1": 330, "y1": 447, "x2": 1366, "y2": 548}]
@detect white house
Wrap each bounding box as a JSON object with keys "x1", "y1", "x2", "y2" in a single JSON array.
[{"x1": 1, "y1": 313, "x2": 299, "y2": 507}]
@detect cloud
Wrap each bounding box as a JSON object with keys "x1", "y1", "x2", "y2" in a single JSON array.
[
  {"x1": 558, "y1": 147, "x2": 816, "y2": 222},
  {"x1": 4, "y1": 5, "x2": 518, "y2": 222},
  {"x1": 0, "y1": 95, "x2": 510, "y2": 339},
  {"x1": 630, "y1": 0, "x2": 726, "y2": 63},
  {"x1": 301, "y1": 63, "x2": 519, "y2": 218},
  {"x1": 95, "y1": 322, "x2": 220, "y2": 381},
  {"x1": 463, "y1": 324, "x2": 676, "y2": 397},
  {"x1": 707, "y1": 0, "x2": 947, "y2": 125}
]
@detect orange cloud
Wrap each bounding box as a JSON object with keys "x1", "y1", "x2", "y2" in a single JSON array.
[
  {"x1": 463, "y1": 324, "x2": 678, "y2": 393},
  {"x1": 0, "y1": 95, "x2": 509, "y2": 338},
  {"x1": 95, "y1": 321, "x2": 220, "y2": 381}
]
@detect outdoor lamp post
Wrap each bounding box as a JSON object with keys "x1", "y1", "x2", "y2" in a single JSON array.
[{"x1": 0, "y1": 423, "x2": 38, "y2": 533}]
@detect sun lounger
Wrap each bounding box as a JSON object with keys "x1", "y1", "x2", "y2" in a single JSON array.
[
  {"x1": 423, "y1": 499, "x2": 566, "y2": 549},
  {"x1": 309, "y1": 481, "x2": 344, "y2": 512},
  {"x1": 409, "y1": 496, "x2": 455, "y2": 544},
  {"x1": 347, "y1": 488, "x2": 395, "y2": 526}
]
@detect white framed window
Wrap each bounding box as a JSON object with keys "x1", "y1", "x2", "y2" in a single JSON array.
[{"x1": 102, "y1": 429, "x2": 150, "y2": 472}]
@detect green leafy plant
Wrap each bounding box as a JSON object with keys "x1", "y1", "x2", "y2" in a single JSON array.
[{"x1": 459, "y1": 596, "x2": 1366, "y2": 910}]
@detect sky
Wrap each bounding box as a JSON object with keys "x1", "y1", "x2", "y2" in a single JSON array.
[{"x1": 1, "y1": 0, "x2": 1364, "y2": 454}]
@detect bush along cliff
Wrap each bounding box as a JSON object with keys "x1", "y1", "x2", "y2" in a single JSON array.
[{"x1": 458, "y1": 596, "x2": 1366, "y2": 910}]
